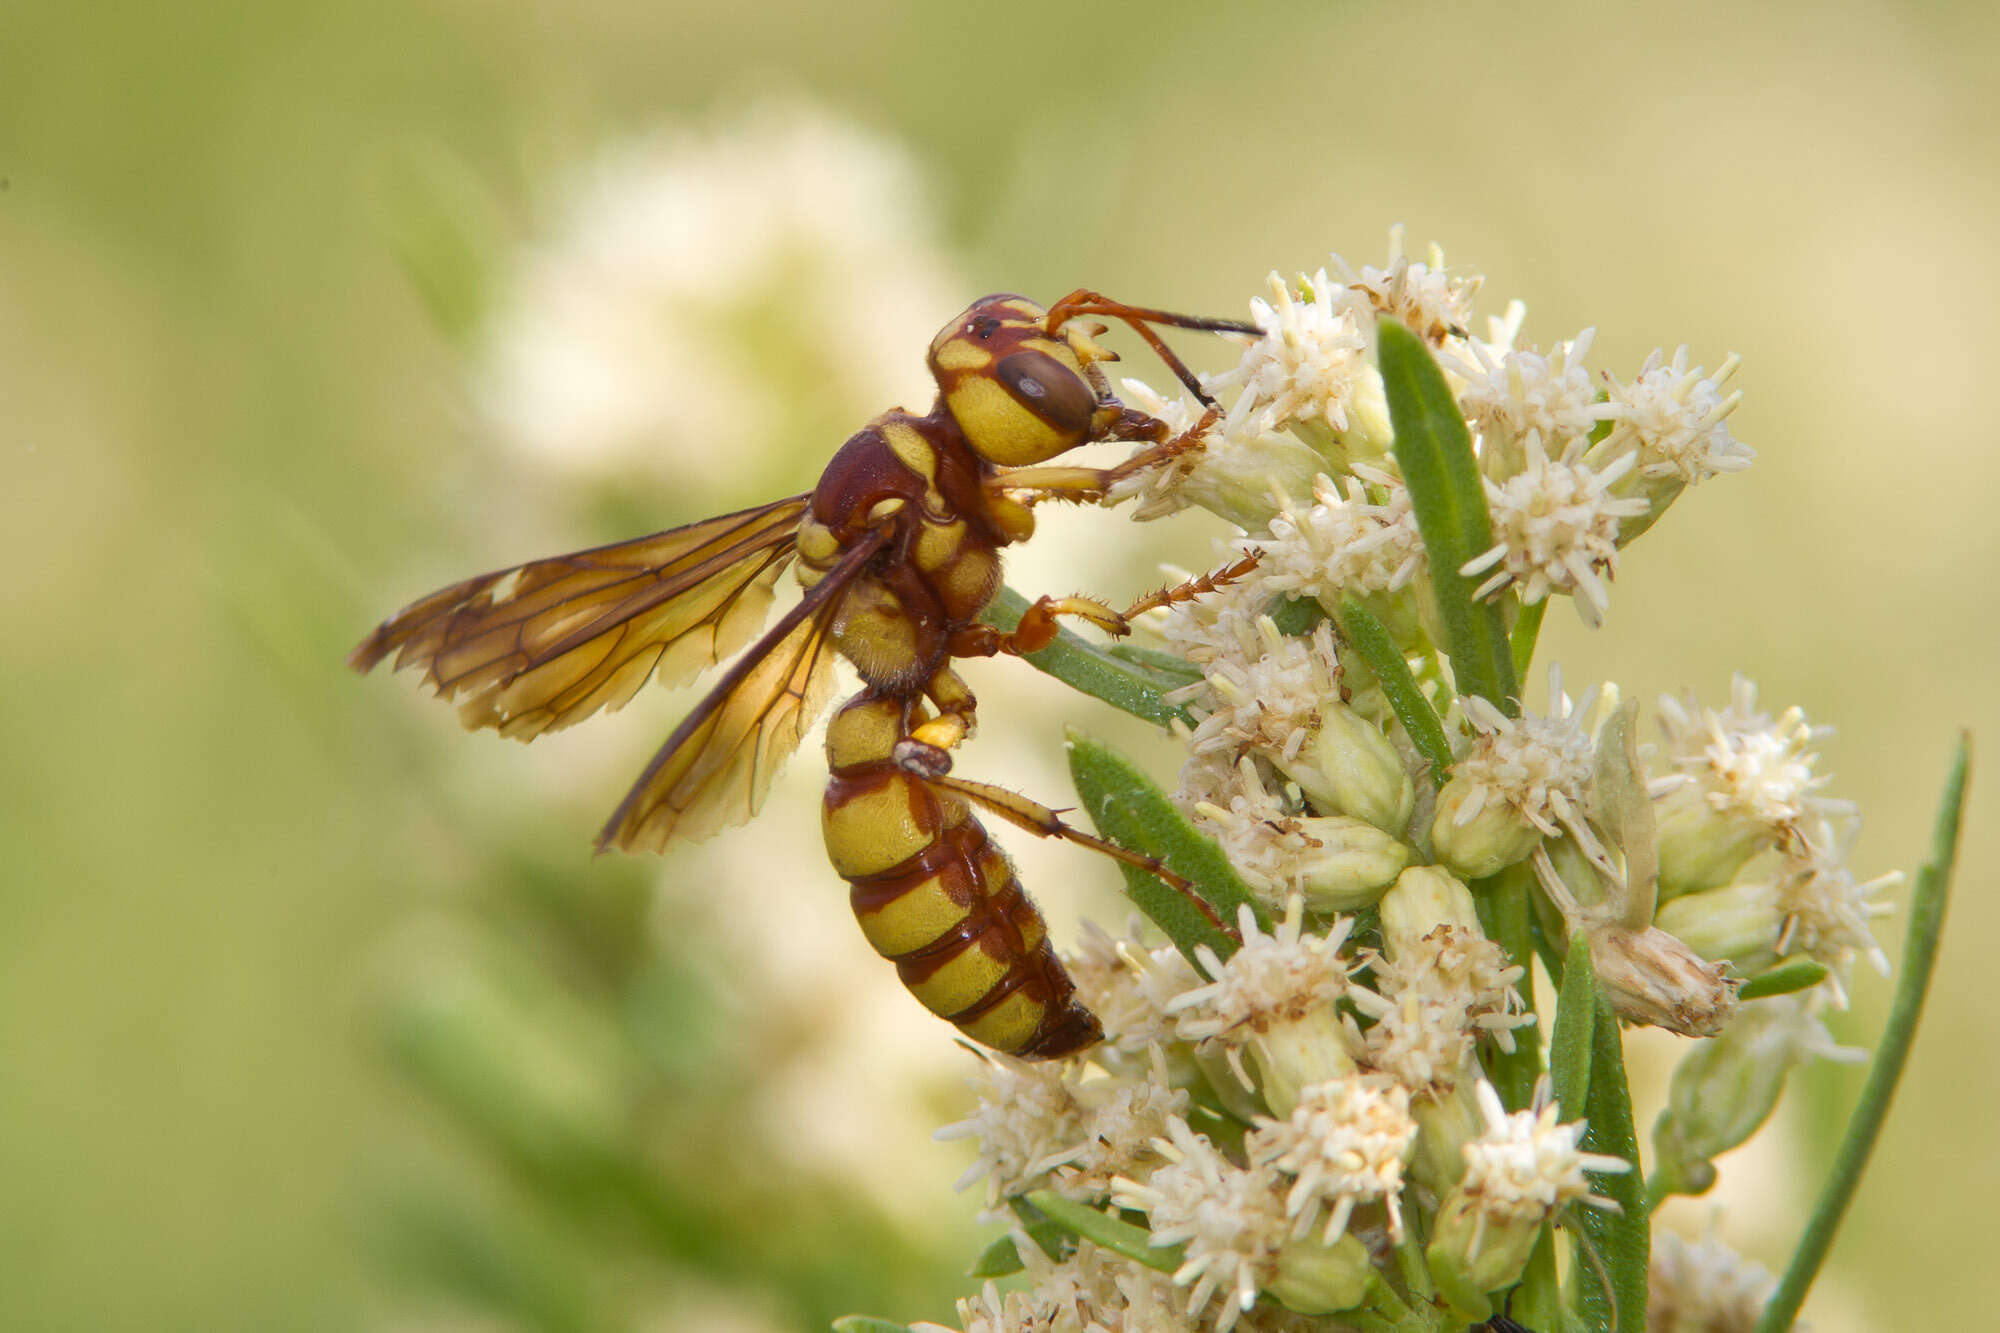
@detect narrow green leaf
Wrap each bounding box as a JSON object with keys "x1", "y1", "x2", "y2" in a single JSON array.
[
  {"x1": 1754, "y1": 736, "x2": 1968, "y2": 1333},
  {"x1": 1738, "y1": 959, "x2": 1832, "y2": 1001},
  {"x1": 1514, "y1": 1222, "x2": 1564, "y2": 1333},
  {"x1": 1574, "y1": 991, "x2": 1648, "y2": 1332},
  {"x1": 1377, "y1": 319, "x2": 1518, "y2": 713},
  {"x1": 1549, "y1": 932, "x2": 1597, "y2": 1122},
  {"x1": 1336, "y1": 595, "x2": 1454, "y2": 788},
  {"x1": 1067, "y1": 730, "x2": 1266, "y2": 966},
  {"x1": 1593, "y1": 700, "x2": 1659, "y2": 929},
  {"x1": 1511, "y1": 596, "x2": 1547, "y2": 681},
  {"x1": 1105, "y1": 642, "x2": 1204, "y2": 687},
  {"x1": 831, "y1": 1319, "x2": 914, "y2": 1333},
  {"x1": 983, "y1": 586, "x2": 1193, "y2": 726},
  {"x1": 1008, "y1": 1195, "x2": 1069, "y2": 1260},
  {"x1": 968, "y1": 1234, "x2": 1026, "y2": 1279},
  {"x1": 1476, "y1": 865, "x2": 1544, "y2": 1112},
  {"x1": 1268, "y1": 593, "x2": 1328, "y2": 636},
  {"x1": 1025, "y1": 1191, "x2": 1183, "y2": 1275}
]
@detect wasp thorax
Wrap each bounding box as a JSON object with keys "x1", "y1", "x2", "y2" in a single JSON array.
[{"x1": 928, "y1": 294, "x2": 1104, "y2": 466}]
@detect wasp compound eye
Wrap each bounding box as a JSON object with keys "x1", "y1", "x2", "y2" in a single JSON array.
[{"x1": 994, "y1": 349, "x2": 1095, "y2": 436}]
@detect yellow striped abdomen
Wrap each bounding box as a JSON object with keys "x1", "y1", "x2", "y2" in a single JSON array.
[{"x1": 822, "y1": 695, "x2": 1100, "y2": 1059}]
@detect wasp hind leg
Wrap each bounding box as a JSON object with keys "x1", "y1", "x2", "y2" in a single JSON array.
[{"x1": 886, "y1": 672, "x2": 1238, "y2": 944}]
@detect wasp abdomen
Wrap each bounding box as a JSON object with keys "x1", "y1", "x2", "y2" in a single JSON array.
[{"x1": 823, "y1": 695, "x2": 1100, "y2": 1059}]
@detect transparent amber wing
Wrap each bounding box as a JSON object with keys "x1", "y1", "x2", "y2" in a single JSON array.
[
  {"x1": 596, "y1": 530, "x2": 886, "y2": 853},
  {"x1": 349, "y1": 495, "x2": 810, "y2": 740}
]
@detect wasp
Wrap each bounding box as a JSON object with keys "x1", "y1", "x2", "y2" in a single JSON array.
[{"x1": 351, "y1": 290, "x2": 1257, "y2": 1059}]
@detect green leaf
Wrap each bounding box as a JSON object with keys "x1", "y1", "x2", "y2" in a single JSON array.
[
  {"x1": 831, "y1": 1319, "x2": 915, "y2": 1333},
  {"x1": 1737, "y1": 959, "x2": 1832, "y2": 1001},
  {"x1": 1376, "y1": 319, "x2": 1518, "y2": 714},
  {"x1": 1593, "y1": 700, "x2": 1659, "y2": 929},
  {"x1": 1025, "y1": 1191, "x2": 1183, "y2": 1275},
  {"x1": 967, "y1": 1234, "x2": 1026, "y2": 1279},
  {"x1": 1336, "y1": 595, "x2": 1454, "y2": 788},
  {"x1": 1268, "y1": 593, "x2": 1328, "y2": 636},
  {"x1": 982, "y1": 586, "x2": 1193, "y2": 726},
  {"x1": 1104, "y1": 642, "x2": 1205, "y2": 687},
  {"x1": 1754, "y1": 735, "x2": 1969, "y2": 1333},
  {"x1": 1067, "y1": 730, "x2": 1266, "y2": 966},
  {"x1": 1476, "y1": 864, "x2": 1544, "y2": 1112},
  {"x1": 1574, "y1": 990, "x2": 1648, "y2": 1332},
  {"x1": 1549, "y1": 931, "x2": 1597, "y2": 1123},
  {"x1": 967, "y1": 1200, "x2": 1071, "y2": 1277}
]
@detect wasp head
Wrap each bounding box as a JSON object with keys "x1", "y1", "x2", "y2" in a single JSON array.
[{"x1": 927, "y1": 294, "x2": 1119, "y2": 465}]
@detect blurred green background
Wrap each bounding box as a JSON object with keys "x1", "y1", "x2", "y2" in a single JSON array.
[{"x1": 4, "y1": 1, "x2": 1996, "y2": 1329}]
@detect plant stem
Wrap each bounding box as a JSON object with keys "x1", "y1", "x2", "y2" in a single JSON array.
[{"x1": 1752, "y1": 736, "x2": 1969, "y2": 1333}]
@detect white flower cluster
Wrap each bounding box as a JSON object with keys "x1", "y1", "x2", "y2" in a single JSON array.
[
  {"x1": 1120, "y1": 229, "x2": 1752, "y2": 634},
  {"x1": 920, "y1": 241, "x2": 1893, "y2": 1333},
  {"x1": 1651, "y1": 676, "x2": 1899, "y2": 1000}
]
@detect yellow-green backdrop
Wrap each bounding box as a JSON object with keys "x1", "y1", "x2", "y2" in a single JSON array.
[{"x1": 4, "y1": 2, "x2": 1995, "y2": 1329}]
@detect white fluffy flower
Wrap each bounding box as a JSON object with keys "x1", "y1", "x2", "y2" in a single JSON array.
[
  {"x1": 1458, "y1": 1080, "x2": 1630, "y2": 1228},
  {"x1": 1454, "y1": 329, "x2": 1610, "y2": 471},
  {"x1": 1247, "y1": 1077, "x2": 1417, "y2": 1242},
  {"x1": 1460, "y1": 439, "x2": 1649, "y2": 626},
  {"x1": 935, "y1": 1054, "x2": 1089, "y2": 1205},
  {"x1": 1112, "y1": 377, "x2": 1326, "y2": 527},
  {"x1": 1654, "y1": 676, "x2": 1851, "y2": 831},
  {"x1": 1253, "y1": 467, "x2": 1425, "y2": 605},
  {"x1": 1065, "y1": 918, "x2": 1204, "y2": 1055},
  {"x1": 1329, "y1": 226, "x2": 1482, "y2": 346},
  {"x1": 1450, "y1": 668, "x2": 1603, "y2": 840},
  {"x1": 1208, "y1": 270, "x2": 1372, "y2": 439},
  {"x1": 1649, "y1": 1228, "x2": 1784, "y2": 1333},
  {"x1": 1112, "y1": 1118, "x2": 1292, "y2": 1331},
  {"x1": 1774, "y1": 818, "x2": 1902, "y2": 983},
  {"x1": 1600, "y1": 346, "x2": 1752, "y2": 484}
]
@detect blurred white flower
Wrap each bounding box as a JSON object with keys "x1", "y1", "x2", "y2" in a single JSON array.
[{"x1": 478, "y1": 103, "x2": 958, "y2": 496}]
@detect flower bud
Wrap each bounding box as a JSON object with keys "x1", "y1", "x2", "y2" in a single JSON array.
[
  {"x1": 1650, "y1": 995, "x2": 1861, "y2": 1201},
  {"x1": 1336, "y1": 364, "x2": 1395, "y2": 463},
  {"x1": 1653, "y1": 779, "x2": 1774, "y2": 901},
  {"x1": 1276, "y1": 700, "x2": 1416, "y2": 835},
  {"x1": 1424, "y1": 1190, "x2": 1541, "y2": 1321},
  {"x1": 1588, "y1": 923, "x2": 1740, "y2": 1038},
  {"x1": 1182, "y1": 428, "x2": 1329, "y2": 531},
  {"x1": 1269, "y1": 1231, "x2": 1373, "y2": 1315},
  {"x1": 1292, "y1": 815, "x2": 1415, "y2": 912},
  {"x1": 1431, "y1": 777, "x2": 1543, "y2": 880},
  {"x1": 1379, "y1": 865, "x2": 1480, "y2": 960},
  {"x1": 1653, "y1": 879, "x2": 1781, "y2": 976},
  {"x1": 1252, "y1": 1006, "x2": 1359, "y2": 1118},
  {"x1": 1407, "y1": 1077, "x2": 1484, "y2": 1194}
]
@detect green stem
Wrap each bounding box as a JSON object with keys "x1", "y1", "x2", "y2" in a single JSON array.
[{"x1": 1752, "y1": 736, "x2": 1969, "y2": 1333}]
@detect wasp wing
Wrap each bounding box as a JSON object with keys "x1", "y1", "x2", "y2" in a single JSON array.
[
  {"x1": 597, "y1": 529, "x2": 885, "y2": 853},
  {"x1": 350, "y1": 495, "x2": 811, "y2": 740}
]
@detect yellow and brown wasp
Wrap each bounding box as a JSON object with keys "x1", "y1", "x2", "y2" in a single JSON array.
[{"x1": 352, "y1": 290, "x2": 1255, "y2": 1059}]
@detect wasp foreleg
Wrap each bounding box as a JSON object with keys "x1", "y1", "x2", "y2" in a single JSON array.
[{"x1": 986, "y1": 406, "x2": 1221, "y2": 512}]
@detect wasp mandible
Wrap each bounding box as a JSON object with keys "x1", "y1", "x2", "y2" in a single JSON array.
[{"x1": 352, "y1": 290, "x2": 1256, "y2": 1059}]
